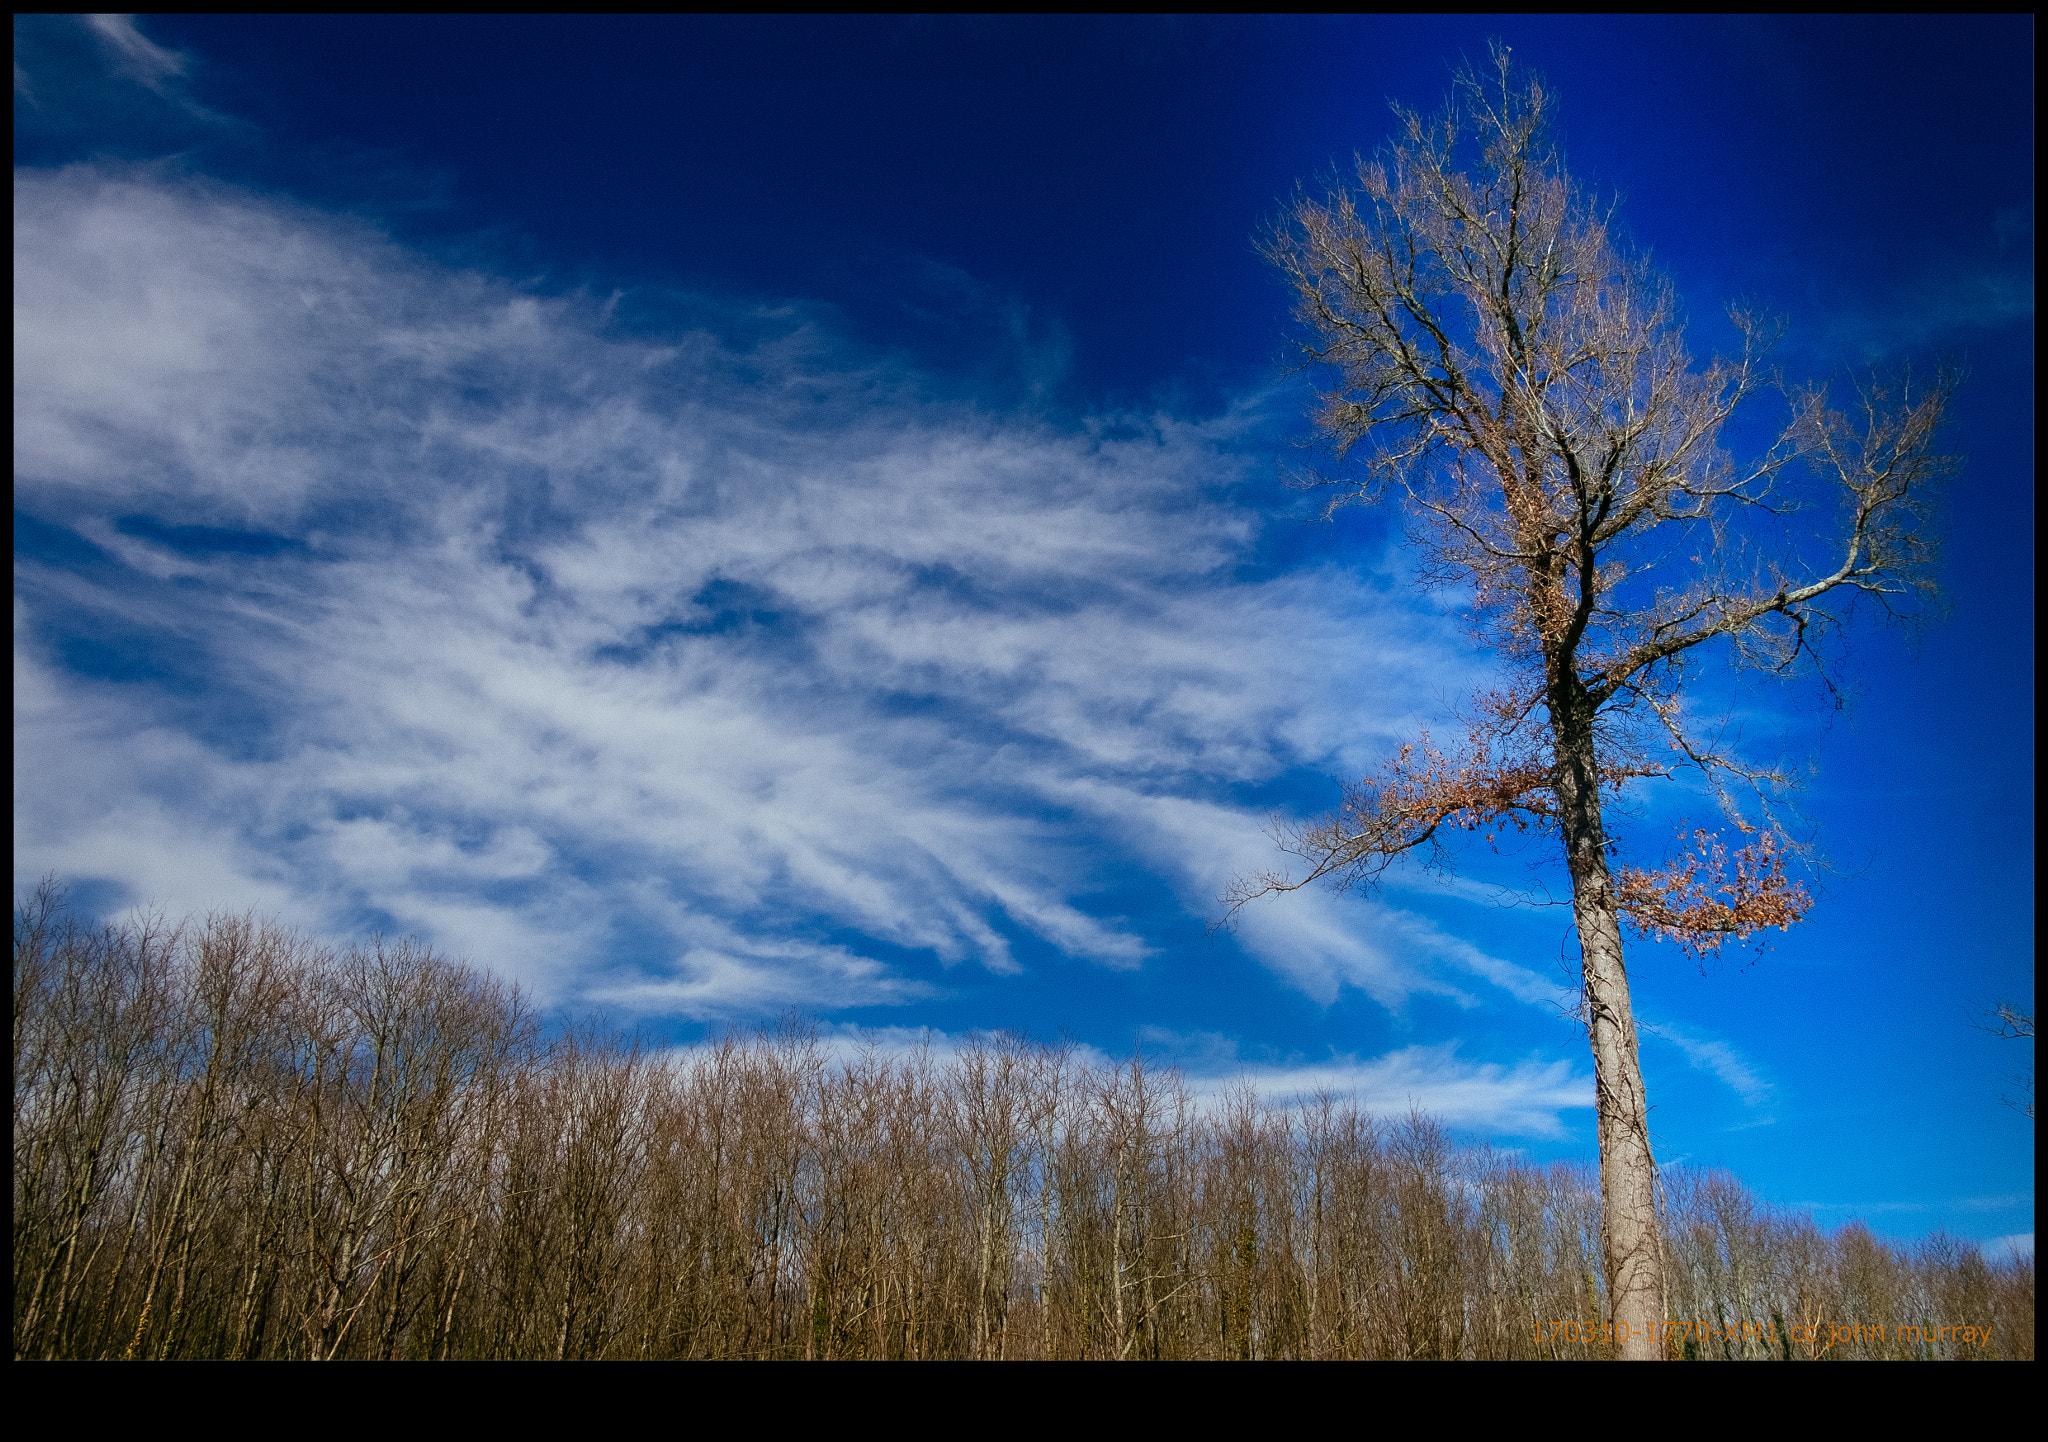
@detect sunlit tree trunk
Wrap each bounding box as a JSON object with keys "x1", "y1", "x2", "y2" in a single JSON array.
[{"x1": 1554, "y1": 703, "x2": 1662, "y2": 1358}]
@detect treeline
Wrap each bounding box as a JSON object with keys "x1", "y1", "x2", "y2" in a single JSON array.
[{"x1": 15, "y1": 890, "x2": 2032, "y2": 1360}]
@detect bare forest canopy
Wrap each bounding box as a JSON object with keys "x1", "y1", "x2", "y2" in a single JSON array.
[{"x1": 14, "y1": 890, "x2": 2032, "y2": 1361}]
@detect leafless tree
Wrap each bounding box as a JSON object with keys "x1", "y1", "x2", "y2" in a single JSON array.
[
  {"x1": 19, "y1": 887, "x2": 2027, "y2": 1359},
  {"x1": 1236, "y1": 45, "x2": 1960, "y2": 1357},
  {"x1": 945, "y1": 1033, "x2": 1047, "y2": 1358}
]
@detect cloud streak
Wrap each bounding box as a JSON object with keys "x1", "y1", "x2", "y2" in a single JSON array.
[
  {"x1": 15, "y1": 164, "x2": 1509, "y2": 1021},
  {"x1": 687, "y1": 1024, "x2": 1594, "y2": 1138},
  {"x1": 1644, "y1": 1019, "x2": 1776, "y2": 1115},
  {"x1": 83, "y1": 15, "x2": 189, "y2": 92}
]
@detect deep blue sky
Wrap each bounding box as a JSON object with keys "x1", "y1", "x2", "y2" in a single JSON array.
[{"x1": 14, "y1": 15, "x2": 2032, "y2": 1254}]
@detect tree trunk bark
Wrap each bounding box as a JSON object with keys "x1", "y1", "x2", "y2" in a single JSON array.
[{"x1": 1555, "y1": 714, "x2": 1665, "y2": 1360}]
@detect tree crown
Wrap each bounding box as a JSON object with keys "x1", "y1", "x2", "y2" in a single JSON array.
[{"x1": 1234, "y1": 47, "x2": 1959, "y2": 956}]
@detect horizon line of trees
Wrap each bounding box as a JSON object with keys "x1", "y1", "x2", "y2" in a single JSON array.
[{"x1": 15, "y1": 887, "x2": 2032, "y2": 1360}]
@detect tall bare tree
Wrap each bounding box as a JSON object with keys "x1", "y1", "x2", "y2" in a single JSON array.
[{"x1": 1235, "y1": 47, "x2": 1958, "y2": 1358}]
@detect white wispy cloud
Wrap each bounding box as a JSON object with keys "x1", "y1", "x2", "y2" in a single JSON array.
[
  {"x1": 1643, "y1": 1018, "x2": 1776, "y2": 1114},
  {"x1": 1215, "y1": 1046, "x2": 1592, "y2": 1137},
  {"x1": 83, "y1": 15, "x2": 188, "y2": 92},
  {"x1": 664, "y1": 1024, "x2": 1593, "y2": 1137},
  {"x1": 14, "y1": 164, "x2": 1528, "y2": 1022},
  {"x1": 1982, "y1": 1232, "x2": 2033, "y2": 1262},
  {"x1": 1796, "y1": 1193, "x2": 2033, "y2": 1218}
]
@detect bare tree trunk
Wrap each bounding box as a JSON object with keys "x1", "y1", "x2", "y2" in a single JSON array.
[{"x1": 1555, "y1": 715, "x2": 1664, "y2": 1360}]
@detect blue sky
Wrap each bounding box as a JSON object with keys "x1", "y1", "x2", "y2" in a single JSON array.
[{"x1": 13, "y1": 15, "x2": 2032, "y2": 1254}]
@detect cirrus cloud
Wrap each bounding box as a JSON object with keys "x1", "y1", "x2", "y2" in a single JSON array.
[{"x1": 16, "y1": 163, "x2": 1503, "y2": 1022}]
